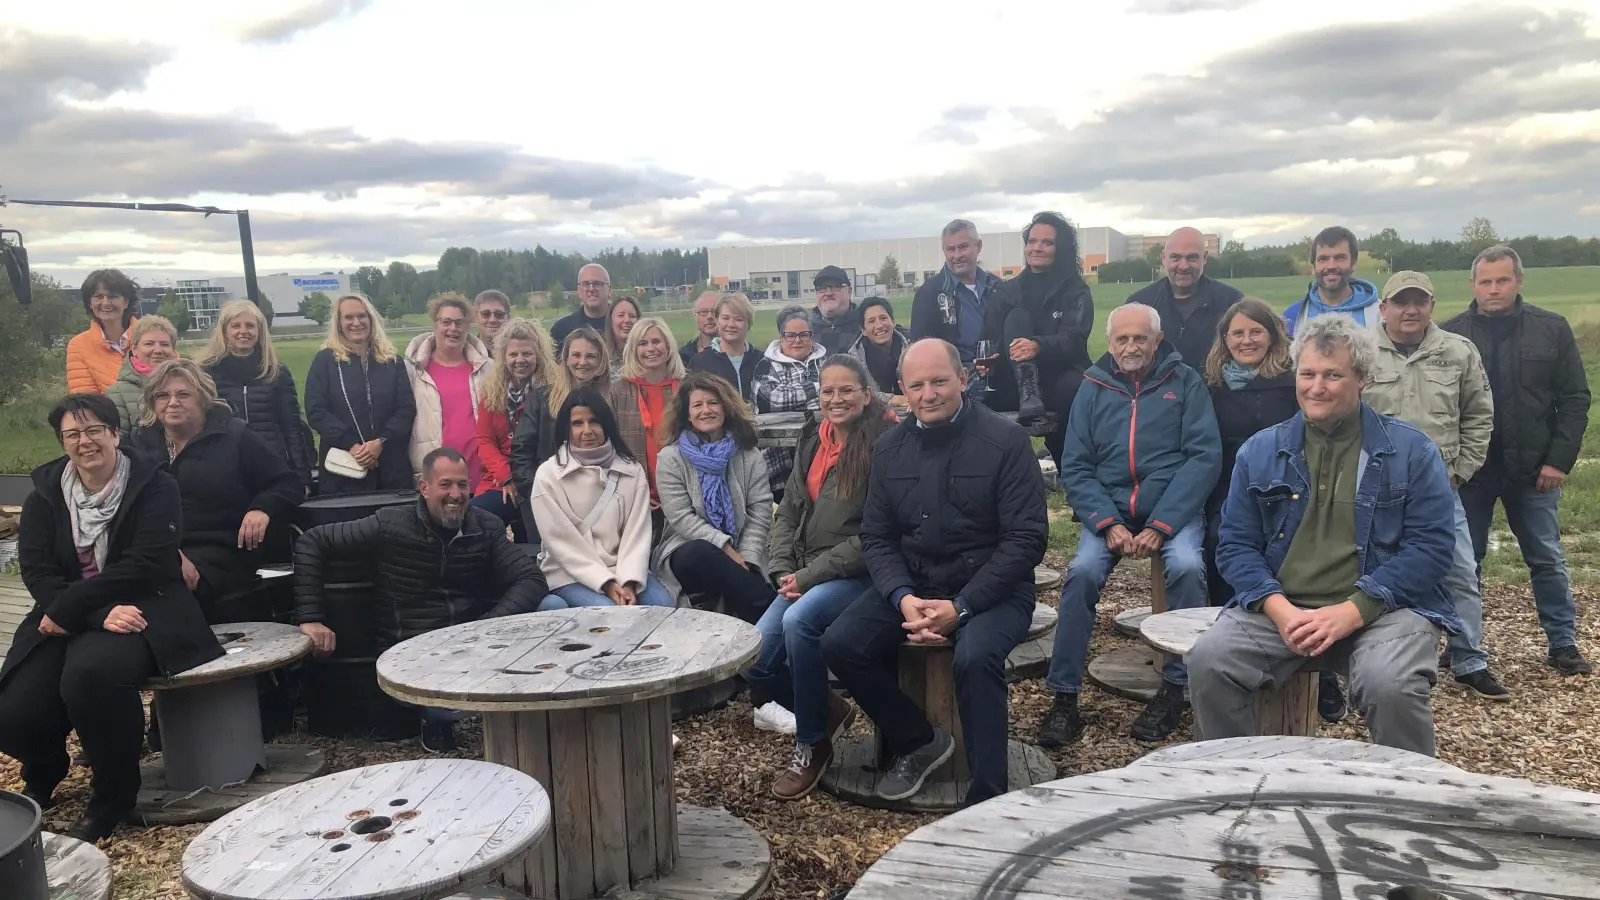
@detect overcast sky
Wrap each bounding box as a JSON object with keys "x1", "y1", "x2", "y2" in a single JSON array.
[{"x1": 3, "y1": 0, "x2": 1598, "y2": 279}]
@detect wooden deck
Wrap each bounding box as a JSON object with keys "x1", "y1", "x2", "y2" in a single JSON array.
[{"x1": 0, "y1": 575, "x2": 32, "y2": 661}]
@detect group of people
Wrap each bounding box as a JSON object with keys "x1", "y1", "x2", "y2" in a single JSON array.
[{"x1": 1, "y1": 216, "x2": 1588, "y2": 844}]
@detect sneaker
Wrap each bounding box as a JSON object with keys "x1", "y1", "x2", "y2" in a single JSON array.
[
  {"x1": 1454, "y1": 669, "x2": 1511, "y2": 700},
  {"x1": 420, "y1": 721, "x2": 457, "y2": 754},
  {"x1": 1036, "y1": 692, "x2": 1083, "y2": 748},
  {"x1": 1548, "y1": 646, "x2": 1593, "y2": 676},
  {"x1": 1129, "y1": 681, "x2": 1187, "y2": 742},
  {"x1": 1437, "y1": 649, "x2": 1452, "y2": 672},
  {"x1": 825, "y1": 692, "x2": 857, "y2": 744},
  {"x1": 672, "y1": 733, "x2": 680, "y2": 751},
  {"x1": 772, "y1": 740, "x2": 831, "y2": 800},
  {"x1": 875, "y1": 728, "x2": 955, "y2": 802},
  {"x1": 753, "y1": 701, "x2": 797, "y2": 735},
  {"x1": 1317, "y1": 672, "x2": 1346, "y2": 724}
]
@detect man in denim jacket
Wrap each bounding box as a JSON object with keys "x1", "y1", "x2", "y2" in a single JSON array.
[{"x1": 1188, "y1": 315, "x2": 1460, "y2": 755}]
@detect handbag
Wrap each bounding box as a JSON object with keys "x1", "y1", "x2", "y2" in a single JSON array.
[{"x1": 323, "y1": 447, "x2": 369, "y2": 479}]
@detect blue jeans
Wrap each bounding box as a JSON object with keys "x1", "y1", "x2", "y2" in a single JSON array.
[
  {"x1": 541, "y1": 576, "x2": 676, "y2": 610},
  {"x1": 1443, "y1": 491, "x2": 1488, "y2": 676},
  {"x1": 1461, "y1": 480, "x2": 1578, "y2": 652},
  {"x1": 1048, "y1": 515, "x2": 1207, "y2": 693},
  {"x1": 743, "y1": 577, "x2": 872, "y2": 746},
  {"x1": 470, "y1": 490, "x2": 528, "y2": 543}
]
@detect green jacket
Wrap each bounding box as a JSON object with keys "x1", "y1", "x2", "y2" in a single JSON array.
[
  {"x1": 104, "y1": 357, "x2": 148, "y2": 434},
  {"x1": 767, "y1": 430, "x2": 869, "y2": 591},
  {"x1": 1364, "y1": 324, "x2": 1494, "y2": 483}
]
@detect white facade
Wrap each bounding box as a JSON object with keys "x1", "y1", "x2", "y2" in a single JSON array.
[{"x1": 147, "y1": 272, "x2": 352, "y2": 329}]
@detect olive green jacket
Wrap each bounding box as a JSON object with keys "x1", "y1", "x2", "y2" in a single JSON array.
[
  {"x1": 104, "y1": 357, "x2": 148, "y2": 434},
  {"x1": 767, "y1": 430, "x2": 869, "y2": 592},
  {"x1": 1364, "y1": 323, "x2": 1494, "y2": 483}
]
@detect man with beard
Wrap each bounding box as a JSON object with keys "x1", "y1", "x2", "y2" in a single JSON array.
[
  {"x1": 911, "y1": 219, "x2": 1004, "y2": 368},
  {"x1": 292, "y1": 448, "x2": 548, "y2": 751},
  {"x1": 980, "y1": 211, "x2": 1095, "y2": 463},
  {"x1": 1124, "y1": 227, "x2": 1243, "y2": 366},
  {"x1": 1283, "y1": 226, "x2": 1381, "y2": 337},
  {"x1": 808, "y1": 266, "x2": 863, "y2": 354},
  {"x1": 680, "y1": 290, "x2": 722, "y2": 367}
]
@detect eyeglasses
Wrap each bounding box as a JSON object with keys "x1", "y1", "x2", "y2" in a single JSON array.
[
  {"x1": 781, "y1": 330, "x2": 813, "y2": 342},
  {"x1": 437, "y1": 317, "x2": 466, "y2": 329},
  {"x1": 152, "y1": 390, "x2": 196, "y2": 405},
  {"x1": 60, "y1": 424, "x2": 112, "y2": 443},
  {"x1": 818, "y1": 386, "x2": 860, "y2": 400},
  {"x1": 815, "y1": 284, "x2": 847, "y2": 293},
  {"x1": 578, "y1": 281, "x2": 610, "y2": 290},
  {"x1": 478, "y1": 310, "x2": 508, "y2": 320}
]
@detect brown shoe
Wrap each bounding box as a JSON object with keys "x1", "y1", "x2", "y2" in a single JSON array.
[
  {"x1": 826, "y1": 692, "x2": 857, "y2": 744},
  {"x1": 772, "y1": 740, "x2": 832, "y2": 800}
]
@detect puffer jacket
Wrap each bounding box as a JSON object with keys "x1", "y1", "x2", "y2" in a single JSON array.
[
  {"x1": 405, "y1": 333, "x2": 492, "y2": 478},
  {"x1": 291, "y1": 501, "x2": 546, "y2": 650},
  {"x1": 65, "y1": 324, "x2": 128, "y2": 394},
  {"x1": 767, "y1": 427, "x2": 870, "y2": 592},
  {"x1": 104, "y1": 357, "x2": 150, "y2": 434},
  {"x1": 751, "y1": 340, "x2": 826, "y2": 494},
  {"x1": 205, "y1": 349, "x2": 317, "y2": 490}
]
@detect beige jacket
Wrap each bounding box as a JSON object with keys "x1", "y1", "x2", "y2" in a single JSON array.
[
  {"x1": 404, "y1": 333, "x2": 492, "y2": 476},
  {"x1": 652, "y1": 442, "x2": 771, "y2": 574},
  {"x1": 529, "y1": 451, "x2": 653, "y2": 592},
  {"x1": 1364, "y1": 323, "x2": 1494, "y2": 483}
]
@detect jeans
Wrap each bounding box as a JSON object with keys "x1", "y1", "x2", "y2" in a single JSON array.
[
  {"x1": 744, "y1": 577, "x2": 873, "y2": 744},
  {"x1": 821, "y1": 590, "x2": 1031, "y2": 806},
  {"x1": 542, "y1": 576, "x2": 676, "y2": 610},
  {"x1": 1048, "y1": 515, "x2": 1207, "y2": 693},
  {"x1": 668, "y1": 540, "x2": 772, "y2": 625},
  {"x1": 1460, "y1": 480, "x2": 1578, "y2": 651},
  {"x1": 1442, "y1": 491, "x2": 1488, "y2": 676},
  {"x1": 470, "y1": 490, "x2": 528, "y2": 543}
]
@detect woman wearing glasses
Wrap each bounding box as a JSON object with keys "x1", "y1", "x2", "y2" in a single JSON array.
[
  {"x1": 304, "y1": 293, "x2": 416, "y2": 493},
  {"x1": 750, "y1": 306, "x2": 827, "y2": 497},
  {"x1": 66, "y1": 269, "x2": 141, "y2": 395}
]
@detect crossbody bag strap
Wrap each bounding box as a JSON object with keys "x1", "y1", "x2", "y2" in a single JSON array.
[{"x1": 578, "y1": 469, "x2": 624, "y2": 533}]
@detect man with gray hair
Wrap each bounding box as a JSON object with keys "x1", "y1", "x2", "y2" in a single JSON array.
[
  {"x1": 550, "y1": 263, "x2": 612, "y2": 346},
  {"x1": 473, "y1": 289, "x2": 511, "y2": 346},
  {"x1": 910, "y1": 219, "x2": 1003, "y2": 367},
  {"x1": 1188, "y1": 314, "x2": 1460, "y2": 755},
  {"x1": 1040, "y1": 303, "x2": 1220, "y2": 746},
  {"x1": 1444, "y1": 244, "x2": 1593, "y2": 676}
]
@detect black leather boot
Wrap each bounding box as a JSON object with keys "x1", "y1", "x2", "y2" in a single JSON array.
[{"x1": 1016, "y1": 361, "x2": 1048, "y2": 422}]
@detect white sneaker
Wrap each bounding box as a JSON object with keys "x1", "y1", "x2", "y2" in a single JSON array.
[{"x1": 753, "y1": 701, "x2": 797, "y2": 735}]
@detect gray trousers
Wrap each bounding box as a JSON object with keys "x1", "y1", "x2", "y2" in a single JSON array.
[{"x1": 1188, "y1": 606, "x2": 1441, "y2": 756}]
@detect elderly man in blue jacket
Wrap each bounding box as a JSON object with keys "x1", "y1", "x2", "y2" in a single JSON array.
[
  {"x1": 1188, "y1": 315, "x2": 1459, "y2": 756},
  {"x1": 1040, "y1": 303, "x2": 1221, "y2": 747}
]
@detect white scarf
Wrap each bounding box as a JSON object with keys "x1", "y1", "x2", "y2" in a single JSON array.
[{"x1": 61, "y1": 451, "x2": 131, "y2": 572}]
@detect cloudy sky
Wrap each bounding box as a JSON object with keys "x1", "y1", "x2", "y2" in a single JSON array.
[{"x1": 3, "y1": 0, "x2": 1598, "y2": 279}]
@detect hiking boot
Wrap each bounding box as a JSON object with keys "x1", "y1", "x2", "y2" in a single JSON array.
[
  {"x1": 420, "y1": 720, "x2": 457, "y2": 754},
  {"x1": 65, "y1": 806, "x2": 122, "y2": 844},
  {"x1": 825, "y1": 692, "x2": 857, "y2": 744},
  {"x1": 1454, "y1": 669, "x2": 1511, "y2": 701},
  {"x1": 1015, "y1": 362, "x2": 1048, "y2": 423},
  {"x1": 753, "y1": 701, "x2": 797, "y2": 735},
  {"x1": 772, "y1": 740, "x2": 831, "y2": 800},
  {"x1": 1129, "y1": 681, "x2": 1187, "y2": 742},
  {"x1": 1317, "y1": 672, "x2": 1346, "y2": 724},
  {"x1": 1037, "y1": 692, "x2": 1084, "y2": 748},
  {"x1": 875, "y1": 728, "x2": 955, "y2": 802},
  {"x1": 1548, "y1": 646, "x2": 1593, "y2": 676}
]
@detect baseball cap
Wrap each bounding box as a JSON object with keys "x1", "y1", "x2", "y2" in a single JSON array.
[
  {"x1": 1382, "y1": 270, "x2": 1434, "y2": 300},
  {"x1": 813, "y1": 265, "x2": 850, "y2": 288}
]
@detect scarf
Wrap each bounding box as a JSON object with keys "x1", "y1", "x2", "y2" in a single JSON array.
[
  {"x1": 629, "y1": 377, "x2": 677, "y2": 490},
  {"x1": 679, "y1": 431, "x2": 739, "y2": 536},
  {"x1": 61, "y1": 451, "x2": 131, "y2": 573},
  {"x1": 568, "y1": 440, "x2": 617, "y2": 469},
  {"x1": 806, "y1": 419, "x2": 846, "y2": 502},
  {"x1": 130, "y1": 355, "x2": 156, "y2": 376},
  {"x1": 1221, "y1": 360, "x2": 1259, "y2": 391}
]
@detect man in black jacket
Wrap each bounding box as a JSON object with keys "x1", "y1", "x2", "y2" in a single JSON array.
[
  {"x1": 808, "y1": 265, "x2": 862, "y2": 354},
  {"x1": 821, "y1": 339, "x2": 1048, "y2": 807},
  {"x1": 293, "y1": 448, "x2": 548, "y2": 749},
  {"x1": 549, "y1": 263, "x2": 613, "y2": 347},
  {"x1": 1124, "y1": 227, "x2": 1243, "y2": 367},
  {"x1": 1443, "y1": 245, "x2": 1593, "y2": 676},
  {"x1": 910, "y1": 219, "x2": 1004, "y2": 368}
]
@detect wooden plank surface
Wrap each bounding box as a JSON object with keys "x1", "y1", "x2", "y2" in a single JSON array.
[
  {"x1": 0, "y1": 576, "x2": 34, "y2": 661},
  {"x1": 1033, "y1": 566, "x2": 1062, "y2": 592},
  {"x1": 1111, "y1": 605, "x2": 1150, "y2": 638},
  {"x1": 1024, "y1": 601, "x2": 1057, "y2": 640},
  {"x1": 626, "y1": 805, "x2": 771, "y2": 900},
  {"x1": 181, "y1": 758, "x2": 550, "y2": 900},
  {"x1": 820, "y1": 737, "x2": 1054, "y2": 813},
  {"x1": 146, "y1": 622, "x2": 311, "y2": 689},
  {"x1": 1133, "y1": 735, "x2": 1463, "y2": 772},
  {"x1": 1084, "y1": 644, "x2": 1161, "y2": 702},
  {"x1": 131, "y1": 744, "x2": 330, "y2": 826},
  {"x1": 378, "y1": 607, "x2": 760, "y2": 712},
  {"x1": 1138, "y1": 606, "x2": 1221, "y2": 656},
  {"x1": 851, "y1": 760, "x2": 1600, "y2": 900},
  {"x1": 43, "y1": 831, "x2": 113, "y2": 900}
]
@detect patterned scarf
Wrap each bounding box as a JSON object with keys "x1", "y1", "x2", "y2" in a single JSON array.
[
  {"x1": 679, "y1": 431, "x2": 739, "y2": 536},
  {"x1": 1221, "y1": 360, "x2": 1259, "y2": 391},
  {"x1": 61, "y1": 451, "x2": 132, "y2": 572}
]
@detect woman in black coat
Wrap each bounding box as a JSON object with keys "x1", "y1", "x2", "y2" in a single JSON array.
[
  {"x1": 0, "y1": 394, "x2": 222, "y2": 842},
  {"x1": 304, "y1": 294, "x2": 417, "y2": 493},
  {"x1": 1200, "y1": 298, "x2": 1299, "y2": 604},
  {"x1": 133, "y1": 360, "x2": 304, "y2": 622},
  {"x1": 197, "y1": 299, "x2": 316, "y2": 493}
]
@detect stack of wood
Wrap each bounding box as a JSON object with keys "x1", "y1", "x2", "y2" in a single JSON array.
[{"x1": 0, "y1": 505, "x2": 18, "y2": 540}]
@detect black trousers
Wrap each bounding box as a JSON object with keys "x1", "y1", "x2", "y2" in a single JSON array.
[
  {"x1": 1000, "y1": 307, "x2": 1082, "y2": 464},
  {"x1": 821, "y1": 590, "x2": 1031, "y2": 806},
  {"x1": 0, "y1": 631, "x2": 157, "y2": 813},
  {"x1": 669, "y1": 539, "x2": 772, "y2": 625},
  {"x1": 1203, "y1": 508, "x2": 1232, "y2": 606}
]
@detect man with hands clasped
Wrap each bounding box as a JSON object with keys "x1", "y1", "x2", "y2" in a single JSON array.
[{"x1": 1187, "y1": 315, "x2": 1460, "y2": 756}]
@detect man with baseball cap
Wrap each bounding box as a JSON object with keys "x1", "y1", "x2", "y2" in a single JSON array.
[
  {"x1": 1363, "y1": 270, "x2": 1503, "y2": 700},
  {"x1": 808, "y1": 265, "x2": 862, "y2": 354}
]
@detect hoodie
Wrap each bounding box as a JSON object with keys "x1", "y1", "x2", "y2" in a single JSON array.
[
  {"x1": 1283, "y1": 277, "x2": 1381, "y2": 337},
  {"x1": 751, "y1": 339, "x2": 827, "y2": 493}
]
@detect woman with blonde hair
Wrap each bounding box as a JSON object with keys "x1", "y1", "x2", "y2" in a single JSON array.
[
  {"x1": 605, "y1": 296, "x2": 641, "y2": 379},
  {"x1": 198, "y1": 299, "x2": 315, "y2": 493},
  {"x1": 472, "y1": 317, "x2": 553, "y2": 542},
  {"x1": 304, "y1": 293, "x2": 416, "y2": 493},
  {"x1": 687, "y1": 292, "x2": 761, "y2": 402},
  {"x1": 510, "y1": 326, "x2": 609, "y2": 546},
  {"x1": 105, "y1": 315, "x2": 180, "y2": 434},
  {"x1": 608, "y1": 317, "x2": 684, "y2": 508}
]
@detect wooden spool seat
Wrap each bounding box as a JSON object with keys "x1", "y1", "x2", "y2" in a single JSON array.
[
  {"x1": 820, "y1": 603, "x2": 1059, "y2": 812},
  {"x1": 1133, "y1": 735, "x2": 1464, "y2": 772},
  {"x1": 133, "y1": 622, "x2": 328, "y2": 825},
  {"x1": 44, "y1": 831, "x2": 112, "y2": 900},
  {"x1": 1141, "y1": 606, "x2": 1326, "y2": 737},
  {"x1": 1087, "y1": 557, "x2": 1169, "y2": 700}
]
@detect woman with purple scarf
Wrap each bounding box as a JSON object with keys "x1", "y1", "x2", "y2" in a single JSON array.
[{"x1": 652, "y1": 372, "x2": 772, "y2": 624}]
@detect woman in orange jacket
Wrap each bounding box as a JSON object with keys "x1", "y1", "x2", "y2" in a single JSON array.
[{"x1": 65, "y1": 269, "x2": 141, "y2": 394}]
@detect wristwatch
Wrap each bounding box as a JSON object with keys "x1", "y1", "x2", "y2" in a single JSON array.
[{"x1": 955, "y1": 602, "x2": 972, "y2": 629}]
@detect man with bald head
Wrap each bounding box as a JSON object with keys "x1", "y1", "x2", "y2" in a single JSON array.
[
  {"x1": 680, "y1": 290, "x2": 722, "y2": 366},
  {"x1": 822, "y1": 338, "x2": 1047, "y2": 807},
  {"x1": 1125, "y1": 227, "x2": 1243, "y2": 366},
  {"x1": 1042, "y1": 304, "x2": 1220, "y2": 746},
  {"x1": 550, "y1": 263, "x2": 613, "y2": 346}
]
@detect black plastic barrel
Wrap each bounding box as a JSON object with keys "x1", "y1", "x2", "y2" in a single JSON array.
[
  {"x1": 0, "y1": 790, "x2": 46, "y2": 900},
  {"x1": 304, "y1": 656, "x2": 416, "y2": 741}
]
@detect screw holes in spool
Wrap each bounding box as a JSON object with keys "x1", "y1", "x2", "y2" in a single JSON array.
[
  {"x1": 345, "y1": 809, "x2": 372, "y2": 820},
  {"x1": 330, "y1": 843, "x2": 351, "y2": 853},
  {"x1": 366, "y1": 832, "x2": 393, "y2": 843},
  {"x1": 588, "y1": 626, "x2": 611, "y2": 633},
  {"x1": 388, "y1": 798, "x2": 407, "y2": 807},
  {"x1": 394, "y1": 810, "x2": 420, "y2": 821},
  {"x1": 641, "y1": 643, "x2": 661, "y2": 651},
  {"x1": 535, "y1": 663, "x2": 557, "y2": 670},
  {"x1": 559, "y1": 643, "x2": 591, "y2": 652},
  {"x1": 320, "y1": 831, "x2": 345, "y2": 840},
  {"x1": 350, "y1": 815, "x2": 392, "y2": 834},
  {"x1": 488, "y1": 644, "x2": 508, "y2": 649}
]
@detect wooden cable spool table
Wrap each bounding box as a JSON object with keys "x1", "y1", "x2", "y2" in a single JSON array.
[
  {"x1": 1134, "y1": 735, "x2": 1463, "y2": 771},
  {"x1": 377, "y1": 606, "x2": 771, "y2": 900},
  {"x1": 820, "y1": 603, "x2": 1059, "y2": 812},
  {"x1": 181, "y1": 759, "x2": 550, "y2": 900},
  {"x1": 43, "y1": 832, "x2": 112, "y2": 900},
  {"x1": 850, "y1": 758, "x2": 1600, "y2": 899},
  {"x1": 134, "y1": 622, "x2": 329, "y2": 825}
]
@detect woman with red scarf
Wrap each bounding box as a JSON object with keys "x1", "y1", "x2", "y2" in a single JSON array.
[
  {"x1": 473, "y1": 318, "x2": 553, "y2": 543},
  {"x1": 607, "y1": 318, "x2": 684, "y2": 532}
]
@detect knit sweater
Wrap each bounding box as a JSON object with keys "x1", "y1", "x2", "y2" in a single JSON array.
[{"x1": 1274, "y1": 417, "x2": 1385, "y2": 623}]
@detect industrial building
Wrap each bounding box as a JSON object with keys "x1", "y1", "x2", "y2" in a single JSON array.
[{"x1": 139, "y1": 272, "x2": 352, "y2": 329}]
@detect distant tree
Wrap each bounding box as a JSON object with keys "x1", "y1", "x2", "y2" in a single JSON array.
[
  {"x1": 547, "y1": 280, "x2": 570, "y2": 311},
  {"x1": 0, "y1": 295, "x2": 45, "y2": 403},
  {"x1": 383, "y1": 293, "x2": 409, "y2": 324},
  {"x1": 355, "y1": 265, "x2": 385, "y2": 298},
  {"x1": 878, "y1": 255, "x2": 901, "y2": 287},
  {"x1": 1460, "y1": 217, "x2": 1500, "y2": 253},
  {"x1": 1222, "y1": 239, "x2": 1245, "y2": 254},
  {"x1": 258, "y1": 294, "x2": 275, "y2": 328},
  {"x1": 23, "y1": 291, "x2": 81, "y2": 347},
  {"x1": 156, "y1": 291, "x2": 191, "y2": 337},
  {"x1": 298, "y1": 291, "x2": 332, "y2": 325}
]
